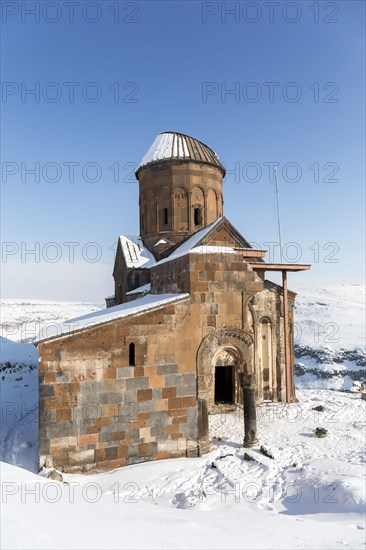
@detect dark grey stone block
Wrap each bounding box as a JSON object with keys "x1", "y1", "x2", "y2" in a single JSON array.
[
  {"x1": 176, "y1": 385, "x2": 196, "y2": 397},
  {"x1": 125, "y1": 377, "x2": 149, "y2": 390},
  {"x1": 39, "y1": 384, "x2": 55, "y2": 398},
  {"x1": 56, "y1": 371, "x2": 70, "y2": 383},
  {"x1": 117, "y1": 367, "x2": 134, "y2": 379},
  {"x1": 157, "y1": 364, "x2": 178, "y2": 375},
  {"x1": 105, "y1": 446, "x2": 118, "y2": 460}
]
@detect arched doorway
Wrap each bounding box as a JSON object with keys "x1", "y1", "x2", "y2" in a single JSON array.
[
  {"x1": 196, "y1": 329, "x2": 258, "y2": 452},
  {"x1": 213, "y1": 349, "x2": 236, "y2": 405},
  {"x1": 196, "y1": 328, "x2": 254, "y2": 415}
]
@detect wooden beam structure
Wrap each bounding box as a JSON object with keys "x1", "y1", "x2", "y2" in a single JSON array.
[
  {"x1": 234, "y1": 248, "x2": 267, "y2": 259},
  {"x1": 248, "y1": 263, "x2": 311, "y2": 271}
]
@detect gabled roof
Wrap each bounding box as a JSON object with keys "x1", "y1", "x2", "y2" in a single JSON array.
[
  {"x1": 36, "y1": 293, "x2": 189, "y2": 343},
  {"x1": 118, "y1": 235, "x2": 156, "y2": 269},
  {"x1": 136, "y1": 132, "x2": 225, "y2": 176},
  {"x1": 154, "y1": 217, "x2": 256, "y2": 266},
  {"x1": 115, "y1": 217, "x2": 258, "y2": 271}
]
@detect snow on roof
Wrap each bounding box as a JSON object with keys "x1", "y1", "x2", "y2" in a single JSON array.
[
  {"x1": 119, "y1": 235, "x2": 156, "y2": 269},
  {"x1": 126, "y1": 283, "x2": 151, "y2": 296},
  {"x1": 190, "y1": 245, "x2": 236, "y2": 254},
  {"x1": 137, "y1": 132, "x2": 225, "y2": 174},
  {"x1": 154, "y1": 218, "x2": 224, "y2": 266},
  {"x1": 36, "y1": 293, "x2": 189, "y2": 342},
  {"x1": 155, "y1": 239, "x2": 169, "y2": 246}
]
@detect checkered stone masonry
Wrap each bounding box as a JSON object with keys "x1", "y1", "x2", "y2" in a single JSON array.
[{"x1": 38, "y1": 229, "x2": 294, "y2": 472}]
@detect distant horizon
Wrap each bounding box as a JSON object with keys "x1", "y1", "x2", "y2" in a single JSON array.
[{"x1": 1, "y1": 278, "x2": 365, "y2": 305}]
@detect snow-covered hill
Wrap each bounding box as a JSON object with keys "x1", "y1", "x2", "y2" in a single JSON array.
[
  {"x1": 292, "y1": 284, "x2": 365, "y2": 390},
  {"x1": 0, "y1": 299, "x2": 102, "y2": 342},
  {"x1": 293, "y1": 284, "x2": 365, "y2": 353}
]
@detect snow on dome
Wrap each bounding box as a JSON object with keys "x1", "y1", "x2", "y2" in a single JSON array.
[{"x1": 136, "y1": 132, "x2": 225, "y2": 175}]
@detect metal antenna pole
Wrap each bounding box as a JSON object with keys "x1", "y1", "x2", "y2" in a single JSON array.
[{"x1": 274, "y1": 166, "x2": 283, "y2": 263}]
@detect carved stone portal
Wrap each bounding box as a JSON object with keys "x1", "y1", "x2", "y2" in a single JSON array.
[{"x1": 196, "y1": 327, "x2": 258, "y2": 450}]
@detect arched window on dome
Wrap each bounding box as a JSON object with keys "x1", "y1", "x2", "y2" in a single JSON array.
[
  {"x1": 163, "y1": 208, "x2": 168, "y2": 225},
  {"x1": 194, "y1": 206, "x2": 202, "y2": 227}
]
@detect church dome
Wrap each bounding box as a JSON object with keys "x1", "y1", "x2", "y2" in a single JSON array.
[{"x1": 136, "y1": 131, "x2": 226, "y2": 177}]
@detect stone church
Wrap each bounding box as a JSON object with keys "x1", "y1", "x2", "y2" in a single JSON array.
[{"x1": 36, "y1": 131, "x2": 310, "y2": 473}]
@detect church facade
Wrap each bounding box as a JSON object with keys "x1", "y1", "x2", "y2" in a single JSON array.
[{"x1": 36, "y1": 132, "x2": 310, "y2": 473}]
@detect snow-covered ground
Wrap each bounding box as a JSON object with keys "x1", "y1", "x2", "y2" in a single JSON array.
[
  {"x1": 0, "y1": 285, "x2": 365, "y2": 549},
  {"x1": 1, "y1": 390, "x2": 365, "y2": 549}
]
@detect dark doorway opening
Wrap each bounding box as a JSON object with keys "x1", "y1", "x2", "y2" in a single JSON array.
[{"x1": 215, "y1": 366, "x2": 234, "y2": 404}]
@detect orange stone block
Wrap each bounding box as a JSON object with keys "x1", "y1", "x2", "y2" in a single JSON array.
[
  {"x1": 86, "y1": 425, "x2": 101, "y2": 434},
  {"x1": 152, "y1": 451, "x2": 171, "y2": 461},
  {"x1": 172, "y1": 415, "x2": 187, "y2": 424},
  {"x1": 118, "y1": 446, "x2": 128, "y2": 458},
  {"x1": 104, "y1": 367, "x2": 117, "y2": 380},
  {"x1": 111, "y1": 430, "x2": 125, "y2": 441},
  {"x1": 56, "y1": 409, "x2": 72, "y2": 422},
  {"x1": 137, "y1": 389, "x2": 152, "y2": 401},
  {"x1": 144, "y1": 365, "x2": 158, "y2": 376},
  {"x1": 167, "y1": 397, "x2": 183, "y2": 409},
  {"x1": 104, "y1": 403, "x2": 119, "y2": 417},
  {"x1": 129, "y1": 419, "x2": 145, "y2": 429},
  {"x1": 95, "y1": 448, "x2": 106, "y2": 461},
  {"x1": 44, "y1": 373, "x2": 56, "y2": 384},
  {"x1": 43, "y1": 398, "x2": 57, "y2": 411},
  {"x1": 162, "y1": 387, "x2": 176, "y2": 399},
  {"x1": 167, "y1": 408, "x2": 187, "y2": 417},
  {"x1": 137, "y1": 412, "x2": 151, "y2": 421},
  {"x1": 134, "y1": 366, "x2": 144, "y2": 377},
  {"x1": 155, "y1": 400, "x2": 168, "y2": 411},
  {"x1": 96, "y1": 416, "x2": 110, "y2": 426},
  {"x1": 78, "y1": 433, "x2": 99, "y2": 445},
  {"x1": 181, "y1": 396, "x2": 197, "y2": 408},
  {"x1": 138, "y1": 443, "x2": 149, "y2": 455},
  {"x1": 166, "y1": 425, "x2": 182, "y2": 437},
  {"x1": 149, "y1": 374, "x2": 165, "y2": 388}
]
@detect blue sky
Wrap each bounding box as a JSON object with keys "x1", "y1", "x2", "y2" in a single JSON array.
[{"x1": 1, "y1": 0, "x2": 365, "y2": 301}]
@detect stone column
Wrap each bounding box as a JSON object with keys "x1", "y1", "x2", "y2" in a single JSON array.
[
  {"x1": 239, "y1": 373, "x2": 259, "y2": 447},
  {"x1": 203, "y1": 192, "x2": 208, "y2": 227},
  {"x1": 171, "y1": 192, "x2": 175, "y2": 233}
]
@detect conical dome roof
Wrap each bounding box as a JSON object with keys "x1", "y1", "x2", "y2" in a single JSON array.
[{"x1": 136, "y1": 131, "x2": 225, "y2": 176}]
